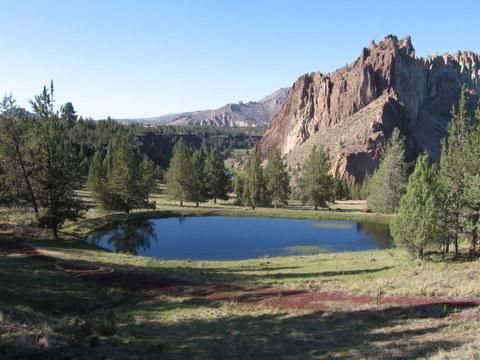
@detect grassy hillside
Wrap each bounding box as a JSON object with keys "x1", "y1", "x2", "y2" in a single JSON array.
[{"x1": 1, "y1": 200, "x2": 480, "y2": 359}]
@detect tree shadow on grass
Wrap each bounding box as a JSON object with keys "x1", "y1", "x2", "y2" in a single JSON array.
[
  {"x1": 228, "y1": 266, "x2": 394, "y2": 282},
  {"x1": 104, "y1": 303, "x2": 465, "y2": 360},
  {"x1": 0, "y1": 246, "x2": 476, "y2": 359}
]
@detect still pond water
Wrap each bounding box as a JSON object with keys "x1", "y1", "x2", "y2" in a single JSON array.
[
  {"x1": 87, "y1": 216, "x2": 391, "y2": 260},
  {"x1": 88, "y1": 216, "x2": 392, "y2": 260}
]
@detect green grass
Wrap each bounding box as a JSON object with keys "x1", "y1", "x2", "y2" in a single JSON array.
[
  {"x1": 231, "y1": 148, "x2": 250, "y2": 156},
  {"x1": 283, "y1": 245, "x2": 331, "y2": 255},
  {"x1": 0, "y1": 191, "x2": 479, "y2": 359}
]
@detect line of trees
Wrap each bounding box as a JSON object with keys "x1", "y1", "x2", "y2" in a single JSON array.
[
  {"x1": 165, "y1": 140, "x2": 230, "y2": 206},
  {"x1": 233, "y1": 145, "x2": 337, "y2": 210},
  {"x1": 391, "y1": 88, "x2": 480, "y2": 259}
]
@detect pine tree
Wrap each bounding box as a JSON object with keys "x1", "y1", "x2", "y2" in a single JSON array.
[
  {"x1": 391, "y1": 154, "x2": 442, "y2": 259},
  {"x1": 367, "y1": 128, "x2": 407, "y2": 213},
  {"x1": 87, "y1": 149, "x2": 106, "y2": 203},
  {"x1": 0, "y1": 95, "x2": 38, "y2": 212},
  {"x1": 438, "y1": 88, "x2": 471, "y2": 255},
  {"x1": 88, "y1": 133, "x2": 155, "y2": 212},
  {"x1": 244, "y1": 146, "x2": 266, "y2": 209},
  {"x1": 30, "y1": 84, "x2": 82, "y2": 237},
  {"x1": 204, "y1": 148, "x2": 229, "y2": 204},
  {"x1": 264, "y1": 150, "x2": 290, "y2": 208},
  {"x1": 462, "y1": 101, "x2": 480, "y2": 257},
  {"x1": 60, "y1": 102, "x2": 78, "y2": 127},
  {"x1": 360, "y1": 173, "x2": 371, "y2": 200},
  {"x1": 165, "y1": 139, "x2": 191, "y2": 206},
  {"x1": 334, "y1": 176, "x2": 350, "y2": 200},
  {"x1": 187, "y1": 149, "x2": 206, "y2": 207},
  {"x1": 297, "y1": 146, "x2": 334, "y2": 209},
  {"x1": 233, "y1": 172, "x2": 246, "y2": 205}
]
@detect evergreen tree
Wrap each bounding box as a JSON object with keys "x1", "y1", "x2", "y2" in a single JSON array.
[
  {"x1": 87, "y1": 149, "x2": 106, "y2": 202},
  {"x1": 462, "y1": 102, "x2": 480, "y2": 257},
  {"x1": 88, "y1": 133, "x2": 155, "y2": 212},
  {"x1": 60, "y1": 102, "x2": 78, "y2": 127},
  {"x1": 187, "y1": 149, "x2": 207, "y2": 207},
  {"x1": 367, "y1": 128, "x2": 407, "y2": 213},
  {"x1": 264, "y1": 150, "x2": 290, "y2": 208},
  {"x1": 334, "y1": 176, "x2": 350, "y2": 201},
  {"x1": 350, "y1": 174, "x2": 370, "y2": 201},
  {"x1": 0, "y1": 95, "x2": 38, "y2": 212},
  {"x1": 438, "y1": 88, "x2": 471, "y2": 255},
  {"x1": 244, "y1": 146, "x2": 266, "y2": 209},
  {"x1": 204, "y1": 148, "x2": 229, "y2": 204},
  {"x1": 30, "y1": 84, "x2": 82, "y2": 237},
  {"x1": 360, "y1": 173, "x2": 371, "y2": 200},
  {"x1": 233, "y1": 172, "x2": 246, "y2": 205},
  {"x1": 391, "y1": 154, "x2": 442, "y2": 259},
  {"x1": 165, "y1": 139, "x2": 191, "y2": 206},
  {"x1": 297, "y1": 146, "x2": 334, "y2": 209},
  {"x1": 350, "y1": 183, "x2": 362, "y2": 200}
]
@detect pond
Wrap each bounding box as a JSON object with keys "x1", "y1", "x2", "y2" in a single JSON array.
[{"x1": 88, "y1": 216, "x2": 392, "y2": 260}]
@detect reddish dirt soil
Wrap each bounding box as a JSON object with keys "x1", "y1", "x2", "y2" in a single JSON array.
[
  {"x1": 3, "y1": 243, "x2": 56, "y2": 262},
  {"x1": 206, "y1": 287, "x2": 480, "y2": 312},
  {"x1": 2, "y1": 243, "x2": 480, "y2": 318}
]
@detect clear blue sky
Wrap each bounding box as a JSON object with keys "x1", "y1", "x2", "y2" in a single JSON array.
[{"x1": 1, "y1": 0, "x2": 479, "y2": 119}]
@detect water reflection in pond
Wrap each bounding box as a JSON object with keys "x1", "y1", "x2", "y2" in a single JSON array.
[
  {"x1": 89, "y1": 219, "x2": 158, "y2": 255},
  {"x1": 87, "y1": 216, "x2": 392, "y2": 260}
]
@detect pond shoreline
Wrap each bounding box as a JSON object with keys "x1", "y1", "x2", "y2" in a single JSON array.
[
  {"x1": 81, "y1": 209, "x2": 392, "y2": 261},
  {"x1": 71, "y1": 205, "x2": 393, "y2": 241}
]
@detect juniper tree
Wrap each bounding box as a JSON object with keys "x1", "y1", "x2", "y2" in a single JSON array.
[
  {"x1": 204, "y1": 148, "x2": 229, "y2": 204},
  {"x1": 367, "y1": 128, "x2": 407, "y2": 213},
  {"x1": 297, "y1": 146, "x2": 334, "y2": 210},
  {"x1": 391, "y1": 154, "x2": 442, "y2": 259},
  {"x1": 264, "y1": 150, "x2": 290, "y2": 208}
]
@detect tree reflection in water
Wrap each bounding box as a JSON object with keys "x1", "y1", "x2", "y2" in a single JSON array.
[
  {"x1": 89, "y1": 217, "x2": 393, "y2": 260},
  {"x1": 356, "y1": 222, "x2": 392, "y2": 249},
  {"x1": 90, "y1": 220, "x2": 157, "y2": 255}
]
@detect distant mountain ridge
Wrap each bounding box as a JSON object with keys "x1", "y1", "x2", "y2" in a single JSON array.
[{"x1": 118, "y1": 88, "x2": 289, "y2": 127}]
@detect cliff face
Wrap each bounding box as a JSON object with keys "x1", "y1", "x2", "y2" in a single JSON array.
[{"x1": 259, "y1": 35, "x2": 480, "y2": 183}]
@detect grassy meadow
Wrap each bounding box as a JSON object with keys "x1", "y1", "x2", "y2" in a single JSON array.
[{"x1": 1, "y1": 188, "x2": 480, "y2": 359}]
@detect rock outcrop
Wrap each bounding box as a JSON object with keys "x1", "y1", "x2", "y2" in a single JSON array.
[
  {"x1": 259, "y1": 35, "x2": 480, "y2": 183},
  {"x1": 119, "y1": 88, "x2": 289, "y2": 128}
]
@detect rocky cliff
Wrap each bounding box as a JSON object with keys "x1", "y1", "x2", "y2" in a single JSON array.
[
  {"x1": 259, "y1": 35, "x2": 480, "y2": 183},
  {"x1": 120, "y1": 88, "x2": 289, "y2": 128}
]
